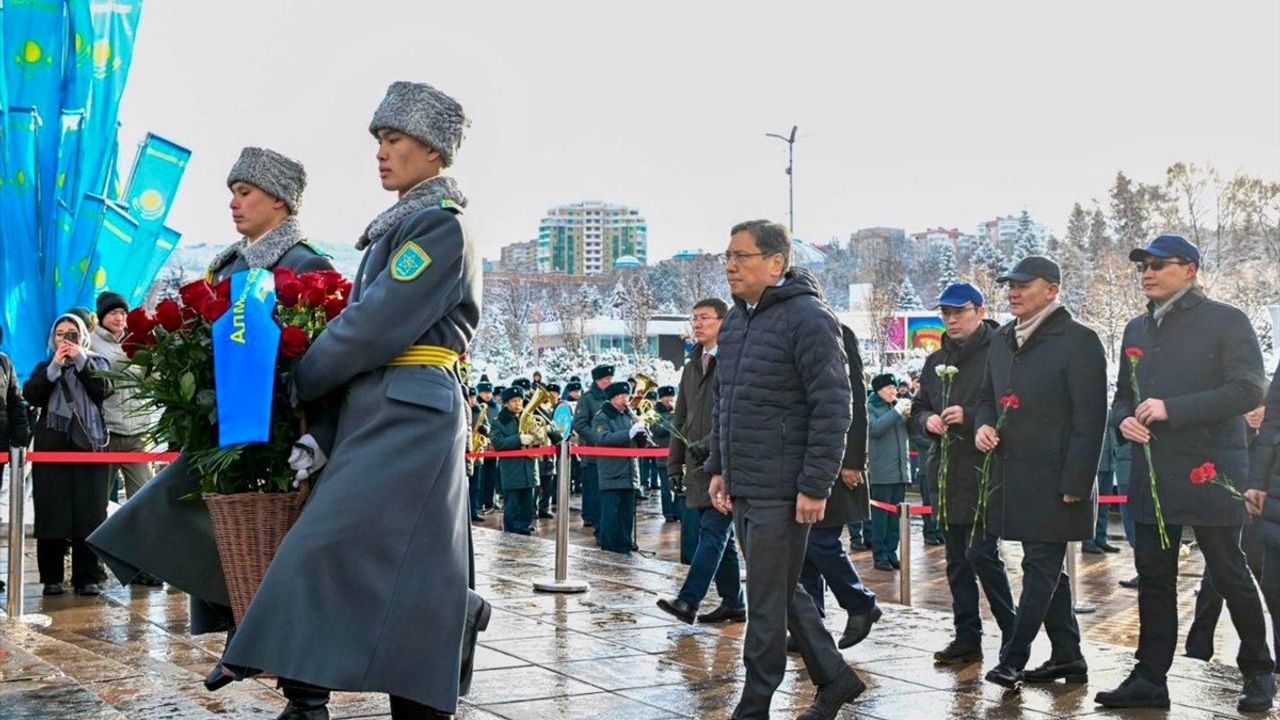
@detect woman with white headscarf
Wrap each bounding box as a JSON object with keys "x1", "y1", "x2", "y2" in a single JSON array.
[{"x1": 23, "y1": 313, "x2": 113, "y2": 597}]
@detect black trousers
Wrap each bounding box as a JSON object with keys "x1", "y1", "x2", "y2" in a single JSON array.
[
  {"x1": 1134, "y1": 522, "x2": 1274, "y2": 682},
  {"x1": 999, "y1": 541, "x2": 1082, "y2": 670},
  {"x1": 1185, "y1": 520, "x2": 1275, "y2": 660},
  {"x1": 537, "y1": 459, "x2": 556, "y2": 513},
  {"x1": 733, "y1": 497, "x2": 849, "y2": 719},
  {"x1": 280, "y1": 679, "x2": 449, "y2": 718},
  {"x1": 36, "y1": 537, "x2": 99, "y2": 586},
  {"x1": 943, "y1": 523, "x2": 1016, "y2": 646}
]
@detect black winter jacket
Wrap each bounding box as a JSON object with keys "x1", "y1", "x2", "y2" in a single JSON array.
[
  {"x1": 705, "y1": 268, "x2": 852, "y2": 501},
  {"x1": 0, "y1": 353, "x2": 30, "y2": 449},
  {"x1": 816, "y1": 324, "x2": 870, "y2": 527}
]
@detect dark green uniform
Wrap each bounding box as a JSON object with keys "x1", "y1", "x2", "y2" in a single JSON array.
[
  {"x1": 572, "y1": 384, "x2": 608, "y2": 529},
  {"x1": 593, "y1": 403, "x2": 640, "y2": 554},
  {"x1": 491, "y1": 408, "x2": 537, "y2": 535}
]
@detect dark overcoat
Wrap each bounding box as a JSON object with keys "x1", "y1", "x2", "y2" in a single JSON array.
[
  {"x1": 491, "y1": 407, "x2": 539, "y2": 491},
  {"x1": 817, "y1": 324, "x2": 869, "y2": 527},
  {"x1": 668, "y1": 344, "x2": 717, "y2": 510},
  {"x1": 88, "y1": 244, "x2": 336, "y2": 634},
  {"x1": 25, "y1": 358, "x2": 111, "y2": 538},
  {"x1": 976, "y1": 306, "x2": 1107, "y2": 542},
  {"x1": 1112, "y1": 288, "x2": 1266, "y2": 527},
  {"x1": 222, "y1": 200, "x2": 480, "y2": 712},
  {"x1": 912, "y1": 320, "x2": 998, "y2": 526},
  {"x1": 593, "y1": 403, "x2": 641, "y2": 491}
]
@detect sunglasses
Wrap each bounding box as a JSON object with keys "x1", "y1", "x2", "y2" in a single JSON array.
[{"x1": 1135, "y1": 258, "x2": 1190, "y2": 272}]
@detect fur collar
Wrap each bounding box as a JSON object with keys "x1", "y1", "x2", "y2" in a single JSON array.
[
  {"x1": 207, "y1": 216, "x2": 305, "y2": 275},
  {"x1": 357, "y1": 175, "x2": 468, "y2": 250}
]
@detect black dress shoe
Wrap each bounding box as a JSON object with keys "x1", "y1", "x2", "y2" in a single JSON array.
[
  {"x1": 131, "y1": 573, "x2": 164, "y2": 587},
  {"x1": 1119, "y1": 576, "x2": 1140, "y2": 589},
  {"x1": 470, "y1": 515, "x2": 484, "y2": 523},
  {"x1": 1081, "y1": 543, "x2": 1104, "y2": 555},
  {"x1": 1239, "y1": 673, "x2": 1276, "y2": 713},
  {"x1": 697, "y1": 604, "x2": 746, "y2": 623},
  {"x1": 797, "y1": 669, "x2": 866, "y2": 720},
  {"x1": 459, "y1": 591, "x2": 492, "y2": 697},
  {"x1": 985, "y1": 664, "x2": 1022, "y2": 690},
  {"x1": 276, "y1": 704, "x2": 330, "y2": 720},
  {"x1": 74, "y1": 583, "x2": 101, "y2": 596},
  {"x1": 1094, "y1": 673, "x2": 1170, "y2": 709},
  {"x1": 924, "y1": 535, "x2": 945, "y2": 546},
  {"x1": 1022, "y1": 657, "x2": 1088, "y2": 684},
  {"x1": 204, "y1": 663, "x2": 237, "y2": 691},
  {"x1": 42, "y1": 583, "x2": 65, "y2": 596},
  {"x1": 934, "y1": 640, "x2": 983, "y2": 665},
  {"x1": 889, "y1": 558, "x2": 901, "y2": 569},
  {"x1": 838, "y1": 605, "x2": 881, "y2": 649},
  {"x1": 873, "y1": 561, "x2": 894, "y2": 571},
  {"x1": 537, "y1": 511, "x2": 554, "y2": 519},
  {"x1": 655, "y1": 597, "x2": 697, "y2": 625},
  {"x1": 664, "y1": 516, "x2": 679, "y2": 523},
  {"x1": 1098, "y1": 540, "x2": 1121, "y2": 553}
]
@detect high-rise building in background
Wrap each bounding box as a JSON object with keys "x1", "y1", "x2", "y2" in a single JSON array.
[
  {"x1": 977, "y1": 215, "x2": 1050, "y2": 254},
  {"x1": 498, "y1": 239, "x2": 539, "y2": 273},
  {"x1": 537, "y1": 201, "x2": 647, "y2": 275}
]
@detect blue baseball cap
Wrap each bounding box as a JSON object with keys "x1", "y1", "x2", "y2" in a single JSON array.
[
  {"x1": 932, "y1": 282, "x2": 985, "y2": 309},
  {"x1": 1129, "y1": 234, "x2": 1200, "y2": 266}
]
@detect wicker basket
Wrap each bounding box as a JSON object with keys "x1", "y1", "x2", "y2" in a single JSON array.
[{"x1": 204, "y1": 491, "x2": 307, "y2": 623}]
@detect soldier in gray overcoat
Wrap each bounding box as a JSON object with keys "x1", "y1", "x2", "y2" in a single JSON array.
[
  {"x1": 87, "y1": 147, "x2": 333, "y2": 653},
  {"x1": 220, "y1": 81, "x2": 487, "y2": 720}
]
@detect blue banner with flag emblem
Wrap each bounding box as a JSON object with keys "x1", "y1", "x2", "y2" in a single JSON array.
[
  {"x1": 213, "y1": 269, "x2": 280, "y2": 447},
  {"x1": 0, "y1": 108, "x2": 49, "y2": 374},
  {"x1": 130, "y1": 225, "x2": 180, "y2": 307},
  {"x1": 79, "y1": 198, "x2": 140, "y2": 306}
]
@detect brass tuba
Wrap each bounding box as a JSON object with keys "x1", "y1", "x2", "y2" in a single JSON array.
[
  {"x1": 630, "y1": 372, "x2": 657, "y2": 417},
  {"x1": 470, "y1": 404, "x2": 489, "y2": 454},
  {"x1": 519, "y1": 386, "x2": 554, "y2": 447}
]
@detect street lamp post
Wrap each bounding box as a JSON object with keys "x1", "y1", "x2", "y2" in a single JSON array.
[{"x1": 765, "y1": 125, "x2": 798, "y2": 233}]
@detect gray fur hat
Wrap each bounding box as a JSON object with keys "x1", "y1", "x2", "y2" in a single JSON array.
[
  {"x1": 369, "y1": 81, "x2": 469, "y2": 167},
  {"x1": 226, "y1": 147, "x2": 306, "y2": 214}
]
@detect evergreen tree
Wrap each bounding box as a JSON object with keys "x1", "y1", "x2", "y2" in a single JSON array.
[
  {"x1": 605, "y1": 280, "x2": 627, "y2": 319},
  {"x1": 1087, "y1": 207, "x2": 1110, "y2": 255},
  {"x1": 894, "y1": 277, "x2": 924, "y2": 311},
  {"x1": 1065, "y1": 203, "x2": 1089, "y2": 250},
  {"x1": 969, "y1": 232, "x2": 1005, "y2": 274},
  {"x1": 933, "y1": 243, "x2": 960, "y2": 294},
  {"x1": 1110, "y1": 171, "x2": 1149, "y2": 249},
  {"x1": 1012, "y1": 209, "x2": 1045, "y2": 258}
]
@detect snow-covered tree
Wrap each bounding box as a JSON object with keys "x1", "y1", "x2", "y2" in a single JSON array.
[
  {"x1": 1012, "y1": 210, "x2": 1046, "y2": 259},
  {"x1": 932, "y1": 243, "x2": 960, "y2": 294},
  {"x1": 894, "y1": 277, "x2": 924, "y2": 311}
]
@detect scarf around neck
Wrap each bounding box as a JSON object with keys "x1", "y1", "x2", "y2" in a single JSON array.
[
  {"x1": 45, "y1": 314, "x2": 110, "y2": 447},
  {"x1": 357, "y1": 175, "x2": 468, "y2": 250},
  {"x1": 1014, "y1": 299, "x2": 1063, "y2": 348},
  {"x1": 207, "y1": 216, "x2": 305, "y2": 277}
]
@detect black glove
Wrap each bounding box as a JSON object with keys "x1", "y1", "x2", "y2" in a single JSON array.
[
  {"x1": 688, "y1": 439, "x2": 710, "y2": 464},
  {"x1": 670, "y1": 473, "x2": 684, "y2": 495},
  {"x1": 631, "y1": 431, "x2": 649, "y2": 448}
]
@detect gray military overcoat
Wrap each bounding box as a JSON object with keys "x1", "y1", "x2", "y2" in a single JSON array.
[{"x1": 222, "y1": 200, "x2": 480, "y2": 713}]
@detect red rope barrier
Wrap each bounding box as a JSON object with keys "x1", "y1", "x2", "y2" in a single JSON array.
[
  {"x1": 869, "y1": 499, "x2": 899, "y2": 514},
  {"x1": 1098, "y1": 494, "x2": 1128, "y2": 504},
  {"x1": 26, "y1": 451, "x2": 180, "y2": 464},
  {"x1": 466, "y1": 446, "x2": 558, "y2": 460},
  {"x1": 571, "y1": 446, "x2": 670, "y2": 458}
]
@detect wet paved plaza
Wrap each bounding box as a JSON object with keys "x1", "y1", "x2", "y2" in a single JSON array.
[{"x1": 1, "y1": 494, "x2": 1274, "y2": 719}]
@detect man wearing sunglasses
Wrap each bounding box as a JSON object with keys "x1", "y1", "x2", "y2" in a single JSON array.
[{"x1": 1097, "y1": 235, "x2": 1273, "y2": 713}]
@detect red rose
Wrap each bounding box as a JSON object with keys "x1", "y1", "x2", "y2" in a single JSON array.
[
  {"x1": 201, "y1": 298, "x2": 231, "y2": 323},
  {"x1": 126, "y1": 307, "x2": 155, "y2": 334},
  {"x1": 272, "y1": 267, "x2": 297, "y2": 289},
  {"x1": 213, "y1": 278, "x2": 232, "y2": 302},
  {"x1": 318, "y1": 270, "x2": 345, "y2": 293},
  {"x1": 323, "y1": 295, "x2": 347, "y2": 321},
  {"x1": 280, "y1": 326, "x2": 309, "y2": 358},
  {"x1": 278, "y1": 280, "x2": 303, "y2": 308},
  {"x1": 122, "y1": 331, "x2": 156, "y2": 359},
  {"x1": 338, "y1": 279, "x2": 353, "y2": 297},
  {"x1": 179, "y1": 280, "x2": 215, "y2": 311},
  {"x1": 1125, "y1": 347, "x2": 1144, "y2": 360},
  {"x1": 182, "y1": 306, "x2": 200, "y2": 323},
  {"x1": 999, "y1": 393, "x2": 1021, "y2": 410},
  {"x1": 299, "y1": 272, "x2": 327, "y2": 292},
  {"x1": 303, "y1": 285, "x2": 328, "y2": 307},
  {"x1": 155, "y1": 299, "x2": 183, "y2": 332}
]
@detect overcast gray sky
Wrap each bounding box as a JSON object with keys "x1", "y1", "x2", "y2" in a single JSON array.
[{"x1": 116, "y1": 1, "x2": 1280, "y2": 262}]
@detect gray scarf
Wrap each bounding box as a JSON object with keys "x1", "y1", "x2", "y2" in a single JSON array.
[
  {"x1": 207, "y1": 216, "x2": 306, "y2": 277},
  {"x1": 356, "y1": 175, "x2": 468, "y2": 250},
  {"x1": 45, "y1": 314, "x2": 110, "y2": 447}
]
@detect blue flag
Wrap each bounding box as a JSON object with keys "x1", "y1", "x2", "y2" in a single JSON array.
[
  {"x1": 118, "y1": 133, "x2": 188, "y2": 293},
  {"x1": 74, "y1": 0, "x2": 141, "y2": 204},
  {"x1": 58, "y1": 193, "x2": 106, "y2": 312},
  {"x1": 213, "y1": 269, "x2": 280, "y2": 447},
  {"x1": 130, "y1": 225, "x2": 180, "y2": 308},
  {"x1": 78, "y1": 199, "x2": 139, "y2": 306},
  {"x1": 0, "y1": 108, "x2": 48, "y2": 375}
]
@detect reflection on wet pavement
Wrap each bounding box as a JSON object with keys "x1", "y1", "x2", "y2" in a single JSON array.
[{"x1": 1, "y1": 504, "x2": 1272, "y2": 718}]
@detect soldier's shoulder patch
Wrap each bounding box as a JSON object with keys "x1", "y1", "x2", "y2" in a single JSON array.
[
  {"x1": 440, "y1": 198, "x2": 464, "y2": 214},
  {"x1": 391, "y1": 241, "x2": 432, "y2": 282}
]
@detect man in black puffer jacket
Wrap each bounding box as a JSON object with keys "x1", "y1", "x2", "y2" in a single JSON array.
[{"x1": 705, "y1": 219, "x2": 864, "y2": 720}]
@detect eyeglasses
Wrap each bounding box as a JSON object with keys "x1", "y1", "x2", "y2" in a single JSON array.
[
  {"x1": 1135, "y1": 259, "x2": 1190, "y2": 272},
  {"x1": 720, "y1": 251, "x2": 770, "y2": 266}
]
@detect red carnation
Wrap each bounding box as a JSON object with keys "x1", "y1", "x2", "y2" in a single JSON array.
[
  {"x1": 1125, "y1": 347, "x2": 1144, "y2": 360},
  {"x1": 278, "y1": 280, "x2": 303, "y2": 308},
  {"x1": 272, "y1": 267, "x2": 297, "y2": 289},
  {"x1": 126, "y1": 307, "x2": 155, "y2": 334},
  {"x1": 155, "y1": 299, "x2": 183, "y2": 332},
  {"x1": 201, "y1": 297, "x2": 231, "y2": 323},
  {"x1": 1190, "y1": 465, "x2": 1211, "y2": 485},
  {"x1": 281, "y1": 326, "x2": 310, "y2": 358},
  {"x1": 323, "y1": 295, "x2": 347, "y2": 321},
  {"x1": 179, "y1": 280, "x2": 215, "y2": 311},
  {"x1": 999, "y1": 393, "x2": 1021, "y2": 410}
]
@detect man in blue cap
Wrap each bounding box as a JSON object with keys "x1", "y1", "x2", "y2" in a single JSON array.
[
  {"x1": 912, "y1": 283, "x2": 1016, "y2": 666},
  {"x1": 1098, "y1": 235, "x2": 1274, "y2": 712}
]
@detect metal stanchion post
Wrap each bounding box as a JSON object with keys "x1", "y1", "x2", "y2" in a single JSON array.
[
  {"x1": 898, "y1": 502, "x2": 912, "y2": 607},
  {"x1": 1067, "y1": 541, "x2": 1096, "y2": 614},
  {"x1": 5, "y1": 448, "x2": 51, "y2": 625},
  {"x1": 534, "y1": 441, "x2": 588, "y2": 593}
]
